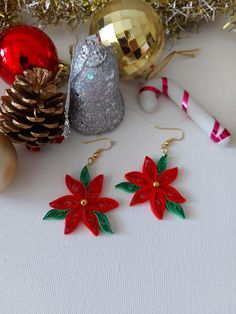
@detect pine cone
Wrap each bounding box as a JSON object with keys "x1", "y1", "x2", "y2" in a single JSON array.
[{"x1": 0, "y1": 68, "x2": 65, "y2": 150}]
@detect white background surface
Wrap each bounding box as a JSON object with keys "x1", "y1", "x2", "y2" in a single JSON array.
[{"x1": 1, "y1": 16, "x2": 236, "y2": 314}]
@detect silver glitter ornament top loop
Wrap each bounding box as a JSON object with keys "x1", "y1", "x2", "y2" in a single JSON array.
[{"x1": 79, "y1": 40, "x2": 107, "y2": 67}]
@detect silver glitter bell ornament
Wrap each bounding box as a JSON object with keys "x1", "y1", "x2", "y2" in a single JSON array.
[{"x1": 65, "y1": 37, "x2": 125, "y2": 135}]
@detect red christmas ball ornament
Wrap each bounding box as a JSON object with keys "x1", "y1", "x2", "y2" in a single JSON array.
[{"x1": 0, "y1": 25, "x2": 59, "y2": 84}]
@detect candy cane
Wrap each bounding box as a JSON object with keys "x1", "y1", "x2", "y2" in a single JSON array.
[{"x1": 139, "y1": 77, "x2": 231, "y2": 145}]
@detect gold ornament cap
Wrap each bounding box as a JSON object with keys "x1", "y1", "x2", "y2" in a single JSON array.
[{"x1": 90, "y1": 0, "x2": 164, "y2": 80}]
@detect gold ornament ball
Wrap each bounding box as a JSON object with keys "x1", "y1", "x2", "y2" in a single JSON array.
[
  {"x1": 0, "y1": 133, "x2": 17, "y2": 191},
  {"x1": 90, "y1": 0, "x2": 164, "y2": 80}
]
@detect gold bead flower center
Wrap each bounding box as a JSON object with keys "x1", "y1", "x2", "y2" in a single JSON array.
[
  {"x1": 153, "y1": 181, "x2": 160, "y2": 188},
  {"x1": 80, "y1": 199, "x2": 88, "y2": 206}
]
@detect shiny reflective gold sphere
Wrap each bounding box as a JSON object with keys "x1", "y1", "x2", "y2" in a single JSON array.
[
  {"x1": 153, "y1": 181, "x2": 160, "y2": 188},
  {"x1": 0, "y1": 134, "x2": 17, "y2": 192},
  {"x1": 80, "y1": 199, "x2": 88, "y2": 206},
  {"x1": 90, "y1": 0, "x2": 164, "y2": 80}
]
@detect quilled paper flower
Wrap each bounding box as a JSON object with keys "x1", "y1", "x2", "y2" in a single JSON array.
[
  {"x1": 44, "y1": 166, "x2": 119, "y2": 236},
  {"x1": 116, "y1": 155, "x2": 186, "y2": 220}
]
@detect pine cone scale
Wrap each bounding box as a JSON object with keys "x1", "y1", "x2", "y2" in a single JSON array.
[
  {"x1": 2, "y1": 120, "x2": 22, "y2": 132},
  {"x1": 42, "y1": 121, "x2": 60, "y2": 129},
  {"x1": 7, "y1": 133, "x2": 26, "y2": 144},
  {"x1": 1, "y1": 99, "x2": 27, "y2": 116},
  {"x1": 2, "y1": 96, "x2": 30, "y2": 112},
  {"x1": 18, "y1": 133, "x2": 36, "y2": 142},
  {"x1": 12, "y1": 118, "x2": 33, "y2": 129},
  {"x1": 26, "y1": 116, "x2": 46, "y2": 123},
  {"x1": 31, "y1": 130, "x2": 50, "y2": 138},
  {"x1": 7, "y1": 88, "x2": 38, "y2": 105}
]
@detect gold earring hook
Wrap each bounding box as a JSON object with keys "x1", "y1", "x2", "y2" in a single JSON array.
[
  {"x1": 154, "y1": 126, "x2": 184, "y2": 155},
  {"x1": 83, "y1": 137, "x2": 114, "y2": 167}
]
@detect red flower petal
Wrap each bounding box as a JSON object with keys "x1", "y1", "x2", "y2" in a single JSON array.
[
  {"x1": 64, "y1": 209, "x2": 81, "y2": 235},
  {"x1": 65, "y1": 175, "x2": 86, "y2": 198},
  {"x1": 158, "y1": 167, "x2": 178, "y2": 185},
  {"x1": 49, "y1": 195, "x2": 79, "y2": 210},
  {"x1": 160, "y1": 185, "x2": 186, "y2": 203},
  {"x1": 150, "y1": 189, "x2": 166, "y2": 220},
  {"x1": 143, "y1": 156, "x2": 157, "y2": 181},
  {"x1": 86, "y1": 175, "x2": 104, "y2": 200},
  {"x1": 89, "y1": 198, "x2": 119, "y2": 213},
  {"x1": 125, "y1": 171, "x2": 149, "y2": 186},
  {"x1": 130, "y1": 186, "x2": 151, "y2": 206},
  {"x1": 82, "y1": 209, "x2": 99, "y2": 236}
]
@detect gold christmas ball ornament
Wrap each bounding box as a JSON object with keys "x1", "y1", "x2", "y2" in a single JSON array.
[
  {"x1": 0, "y1": 133, "x2": 17, "y2": 192},
  {"x1": 90, "y1": 0, "x2": 164, "y2": 80}
]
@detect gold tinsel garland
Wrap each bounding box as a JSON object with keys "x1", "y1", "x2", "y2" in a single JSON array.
[
  {"x1": 0, "y1": 1, "x2": 236, "y2": 36},
  {"x1": 0, "y1": 1, "x2": 21, "y2": 31}
]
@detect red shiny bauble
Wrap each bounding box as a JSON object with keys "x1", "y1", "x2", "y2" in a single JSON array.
[{"x1": 0, "y1": 25, "x2": 59, "y2": 84}]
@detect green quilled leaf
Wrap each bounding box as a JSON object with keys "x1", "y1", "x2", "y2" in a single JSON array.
[
  {"x1": 43, "y1": 209, "x2": 70, "y2": 220},
  {"x1": 115, "y1": 182, "x2": 140, "y2": 193},
  {"x1": 157, "y1": 154, "x2": 168, "y2": 174},
  {"x1": 94, "y1": 212, "x2": 113, "y2": 234},
  {"x1": 80, "y1": 165, "x2": 91, "y2": 189},
  {"x1": 166, "y1": 199, "x2": 185, "y2": 219}
]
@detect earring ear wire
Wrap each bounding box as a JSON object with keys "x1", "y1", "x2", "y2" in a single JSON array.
[
  {"x1": 83, "y1": 137, "x2": 114, "y2": 166},
  {"x1": 154, "y1": 126, "x2": 184, "y2": 155}
]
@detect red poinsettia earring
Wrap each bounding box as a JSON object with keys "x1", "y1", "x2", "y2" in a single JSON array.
[
  {"x1": 43, "y1": 138, "x2": 119, "y2": 236},
  {"x1": 116, "y1": 127, "x2": 186, "y2": 220}
]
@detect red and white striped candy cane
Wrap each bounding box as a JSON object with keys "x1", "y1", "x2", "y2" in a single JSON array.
[{"x1": 139, "y1": 77, "x2": 231, "y2": 145}]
